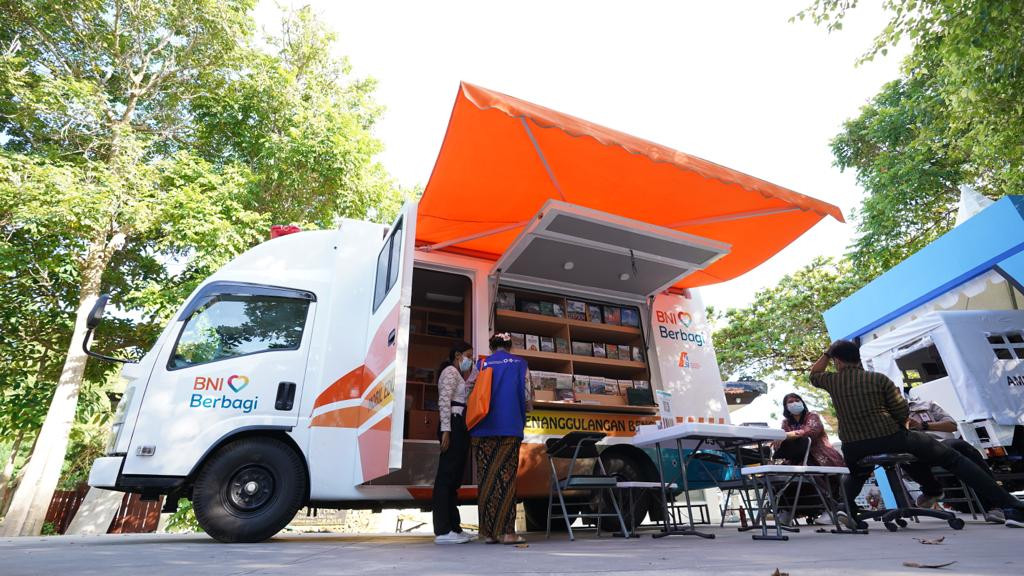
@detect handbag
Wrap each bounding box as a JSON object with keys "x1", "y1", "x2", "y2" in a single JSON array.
[{"x1": 465, "y1": 360, "x2": 493, "y2": 430}]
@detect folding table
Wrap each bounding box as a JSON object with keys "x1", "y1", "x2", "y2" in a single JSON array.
[{"x1": 631, "y1": 423, "x2": 786, "y2": 539}]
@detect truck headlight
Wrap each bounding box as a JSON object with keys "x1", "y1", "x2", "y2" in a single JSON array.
[{"x1": 105, "y1": 386, "x2": 135, "y2": 454}]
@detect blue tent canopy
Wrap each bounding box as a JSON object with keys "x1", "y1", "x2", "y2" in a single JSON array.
[{"x1": 825, "y1": 196, "x2": 1024, "y2": 341}]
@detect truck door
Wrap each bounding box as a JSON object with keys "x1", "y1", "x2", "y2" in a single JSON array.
[
  {"x1": 491, "y1": 200, "x2": 729, "y2": 301},
  {"x1": 122, "y1": 283, "x2": 315, "y2": 477},
  {"x1": 357, "y1": 202, "x2": 417, "y2": 482}
]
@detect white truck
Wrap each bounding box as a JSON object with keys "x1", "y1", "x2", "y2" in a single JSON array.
[
  {"x1": 860, "y1": 310, "x2": 1024, "y2": 490},
  {"x1": 87, "y1": 200, "x2": 737, "y2": 542}
]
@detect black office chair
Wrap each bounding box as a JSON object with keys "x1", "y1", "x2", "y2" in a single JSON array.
[
  {"x1": 857, "y1": 453, "x2": 965, "y2": 531},
  {"x1": 545, "y1": 431, "x2": 629, "y2": 541}
]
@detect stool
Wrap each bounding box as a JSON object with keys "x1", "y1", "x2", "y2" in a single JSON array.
[{"x1": 858, "y1": 453, "x2": 965, "y2": 532}]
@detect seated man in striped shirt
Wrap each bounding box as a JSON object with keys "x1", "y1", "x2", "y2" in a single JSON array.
[{"x1": 810, "y1": 340, "x2": 1024, "y2": 529}]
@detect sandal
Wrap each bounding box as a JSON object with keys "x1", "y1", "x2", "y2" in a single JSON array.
[{"x1": 501, "y1": 536, "x2": 527, "y2": 545}]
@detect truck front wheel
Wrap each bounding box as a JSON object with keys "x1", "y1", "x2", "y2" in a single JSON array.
[{"x1": 192, "y1": 437, "x2": 307, "y2": 543}]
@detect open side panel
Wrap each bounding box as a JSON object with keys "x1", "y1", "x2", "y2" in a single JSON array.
[
  {"x1": 358, "y1": 202, "x2": 417, "y2": 483},
  {"x1": 492, "y1": 201, "x2": 730, "y2": 302}
]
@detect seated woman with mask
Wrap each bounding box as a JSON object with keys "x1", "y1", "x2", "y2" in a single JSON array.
[
  {"x1": 774, "y1": 393, "x2": 846, "y2": 526},
  {"x1": 777, "y1": 393, "x2": 844, "y2": 467}
]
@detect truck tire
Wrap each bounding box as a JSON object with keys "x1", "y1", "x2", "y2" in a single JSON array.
[
  {"x1": 596, "y1": 452, "x2": 649, "y2": 531},
  {"x1": 192, "y1": 437, "x2": 307, "y2": 543},
  {"x1": 523, "y1": 498, "x2": 572, "y2": 532}
]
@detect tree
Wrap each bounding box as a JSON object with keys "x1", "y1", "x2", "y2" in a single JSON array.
[
  {"x1": 0, "y1": 1, "x2": 399, "y2": 535},
  {"x1": 714, "y1": 258, "x2": 863, "y2": 378},
  {"x1": 798, "y1": 0, "x2": 1024, "y2": 269},
  {"x1": 714, "y1": 1, "x2": 1024, "y2": 393}
]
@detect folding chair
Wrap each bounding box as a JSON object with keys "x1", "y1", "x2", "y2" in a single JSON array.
[
  {"x1": 740, "y1": 439, "x2": 857, "y2": 540},
  {"x1": 545, "y1": 431, "x2": 629, "y2": 541}
]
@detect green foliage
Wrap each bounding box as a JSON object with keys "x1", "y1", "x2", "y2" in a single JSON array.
[
  {"x1": 0, "y1": 0, "x2": 405, "y2": 496},
  {"x1": 714, "y1": 258, "x2": 863, "y2": 380},
  {"x1": 164, "y1": 498, "x2": 202, "y2": 533},
  {"x1": 40, "y1": 521, "x2": 56, "y2": 535},
  {"x1": 717, "y1": 1, "x2": 1024, "y2": 397}
]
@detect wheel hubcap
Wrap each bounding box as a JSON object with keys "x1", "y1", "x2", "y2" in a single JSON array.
[{"x1": 228, "y1": 466, "x2": 275, "y2": 512}]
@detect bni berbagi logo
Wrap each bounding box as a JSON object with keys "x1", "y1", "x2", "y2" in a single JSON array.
[
  {"x1": 655, "y1": 309, "x2": 705, "y2": 346},
  {"x1": 189, "y1": 374, "x2": 259, "y2": 413}
]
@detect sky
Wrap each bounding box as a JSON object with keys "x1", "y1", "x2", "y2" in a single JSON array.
[{"x1": 255, "y1": 0, "x2": 909, "y2": 313}]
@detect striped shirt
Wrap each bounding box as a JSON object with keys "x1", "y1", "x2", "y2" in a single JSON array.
[{"x1": 809, "y1": 366, "x2": 909, "y2": 443}]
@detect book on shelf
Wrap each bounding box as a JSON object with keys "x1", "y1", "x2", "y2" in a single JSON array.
[
  {"x1": 566, "y1": 300, "x2": 587, "y2": 321},
  {"x1": 540, "y1": 337, "x2": 555, "y2": 353},
  {"x1": 518, "y1": 300, "x2": 541, "y2": 315},
  {"x1": 627, "y1": 386, "x2": 654, "y2": 406},
  {"x1": 620, "y1": 307, "x2": 640, "y2": 327},
  {"x1": 632, "y1": 346, "x2": 644, "y2": 362},
  {"x1": 556, "y1": 388, "x2": 576, "y2": 402},
  {"x1": 572, "y1": 375, "x2": 590, "y2": 395},
  {"x1": 510, "y1": 333, "x2": 526, "y2": 350},
  {"x1": 618, "y1": 346, "x2": 632, "y2": 361},
  {"x1": 587, "y1": 304, "x2": 603, "y2": 323},
  {"x1": 617, "y1": 380, "x2": 635, "y2": 395},
  {"x1": 551, "y1": 302, "x2": 564, "y2": 318},
  {"x1": 571, "y1": 341, "x2": 593, "y2": 356},
  {"x1": 633, "y1": 379, "x2": 650, "y2": 389},
  {"x1": 603, "y1": 306, "x2": 621, "y2": 325},
  {"x1": 539, "y1": 301, "x2": 555, "y2": 316},
  {"x1": 532, "y1": 371, "x2": 558, "y2": 391},
  {"x1": 556, "y1": 375, "x2": 574, "y2": 390},
  {"x1": 588, "y1": 377, "x2": 609, "y2": 395},
  {"x1": 496, "y1": 291, "x2": 516, "y2": 311},
  {"x1": 525, "y1": 334, "x2": 540, "y2": 351},
  {"x1": 606, "y1": 344, "x2": 618, "y2": 359},
  {"x1": 592, "y1": 342, "x2": 607, "y2": 358},
  {"x1": 555, "y1": 337, "x2": 569, "y2": 354}
]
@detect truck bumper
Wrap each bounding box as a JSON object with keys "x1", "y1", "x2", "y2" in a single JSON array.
[{"x1": 88, "y1": 456, "x2": 124, "y2": 488}]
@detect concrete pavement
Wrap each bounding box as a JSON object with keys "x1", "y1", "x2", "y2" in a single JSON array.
[{"x1": 2, "y1": 518, "x2": 1021, "y2": 576}]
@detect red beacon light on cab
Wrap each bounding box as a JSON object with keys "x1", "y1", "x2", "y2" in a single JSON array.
[{"x1": 270, "y1": 225, "x2": 301, "y2": 239}]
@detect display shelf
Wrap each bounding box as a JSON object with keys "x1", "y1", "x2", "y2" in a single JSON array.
[
  {"x1": 566, "y1": 318, "x2": 643, "y2": 346},
  {"x1": 410, "y1": 332, "x2": 465, "y2": 347},
  {"x1": 531, "y1": 400, "x2": 659, "y2": 415},
  {"x1": 495, "y1": 309, "x2": 568, "y2": 336}
]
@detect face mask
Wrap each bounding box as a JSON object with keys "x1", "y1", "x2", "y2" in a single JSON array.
[
  {"x1": 787, "y1": 402, "x2": 805, "y2": 415},
  {"x1": 459, "y1": 357, "x2": 473, "y2": 372}
]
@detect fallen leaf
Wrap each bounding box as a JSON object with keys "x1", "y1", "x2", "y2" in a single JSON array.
[
  {"x1": 914, "y1": 537, "x2": 946, "y2": 545},
  {"x1": 515, "y1": 543, "x2": 529, "y2": 549},
  {"x1": 903, "y1": 561, "x2": 957, "y2": 569},
  {"x1": 771, "y1": 569, "x2": 790, "y2": 576}
]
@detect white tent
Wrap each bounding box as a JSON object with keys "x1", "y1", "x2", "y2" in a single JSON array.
[{"x1": 860, "y1": 310, "x2": 1024, "y2": 426}]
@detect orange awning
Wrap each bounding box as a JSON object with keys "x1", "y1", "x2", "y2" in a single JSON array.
[{"x1": 417, "y1": 82, "x2": 843, "y2": 289}]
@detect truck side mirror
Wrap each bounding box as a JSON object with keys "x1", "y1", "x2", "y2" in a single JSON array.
[
  {"x1": 83, "y1": 293, "x2": 134, "y2": 363},
  {"x1": 87, "y1": 294, "x2": 111, "y2": 330}
]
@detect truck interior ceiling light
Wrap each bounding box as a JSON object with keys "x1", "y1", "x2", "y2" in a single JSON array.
[
  {"x1": 619, "y1": 273, "x2": 630, "y2": 281},
  {"x1": 563, "y1": 261, "x2": 575, "y2": 271},
  {"x1": 426, "y1": 292, "x2": 463, "y2": 304}
]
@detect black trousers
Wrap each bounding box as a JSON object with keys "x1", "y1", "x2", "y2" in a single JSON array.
[
  {"x1": 900, "y1": 438, "x2": 996, "y2": 509},
  {"x1": 842, "y1": 430, "x2": 1019, "y2": 516},
  {"x1": 433, "y1": 413, "x2": 469, "y2": 535}
]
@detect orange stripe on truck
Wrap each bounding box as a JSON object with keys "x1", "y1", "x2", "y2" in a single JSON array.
[{"x1": 313, "y1": 304, "x2": 400, "y2": 409}]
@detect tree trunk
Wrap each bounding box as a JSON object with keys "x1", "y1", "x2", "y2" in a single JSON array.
[
  {"x1": 0, "y1": 430, "x2": 26, "y2": 514},
  {"x1": 0, "y1": 230, "x2": 118, "y2": 537}
]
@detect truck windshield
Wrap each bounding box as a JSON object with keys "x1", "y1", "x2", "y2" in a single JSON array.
[{"x1": 169, "y1": 294, "x2": 310, "y2": 369}]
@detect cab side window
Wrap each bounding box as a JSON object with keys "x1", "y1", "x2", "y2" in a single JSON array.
[
  {"x1": 169, "y1": 294, "x2": 311, "y2": 369},
  {"x1": 373, "y1": 218, "x2": 404, "y2": 312}
]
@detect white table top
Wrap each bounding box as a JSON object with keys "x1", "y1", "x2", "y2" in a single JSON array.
[{"x1": 630, "y1": 422, "x2": 786, "y2": 448}]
